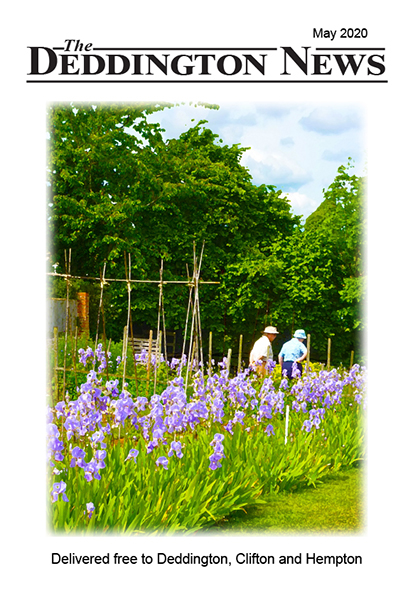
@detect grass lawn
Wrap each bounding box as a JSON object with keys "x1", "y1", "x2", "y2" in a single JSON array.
[{"x1": 207, "y1": 467, "x2": 365, "y2": 535}]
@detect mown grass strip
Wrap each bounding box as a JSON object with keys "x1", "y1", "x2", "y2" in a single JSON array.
[{"x1": 207, "y1": 467, "x2": 365, "y2": 535}]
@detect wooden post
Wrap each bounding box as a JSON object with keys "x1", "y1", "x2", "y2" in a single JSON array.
[
  {"x1": 208, "y1": 331, "x2": 213, "y2": 376},
  {"x1": 238, "y1": 334, "x2": 243, "y2": 374},
  {"x1": 327, "y1": 337, "x2": 331, "y2": 370},
  {"x1": 226, "y1": 348, "x2": 232, "y2": 376},
  {"x1": 350, "y1": 350, "x2": 354, "y2": 369},
  {"x1": 306, "y1": 333, "x2": 311, "y2": 374}
]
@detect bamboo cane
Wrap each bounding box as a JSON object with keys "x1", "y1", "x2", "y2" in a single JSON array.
[
  {"x1": 187, "y1": 339, "x2": 196, "y2": 388},
  {"x1": 125, "y1": 253, "x2": 139, "y2": 395},
  {"x1": 146, "y1": 329, "x2": 153, "y2": 397},
  {"x1": 182, "y1": 264, "x2": 194, "y2": 360},
  {"x1": 185, "y1": 245, "x2": 199, "y2": 389},
  {"x1": 95, "y1": 262, "x2": 107, "y2": 352},
  {"x1": 196, "y1": 242, "x2": 205, "y2": 369},
  {"x1": 62, "y1": 248, "x2": 71, "y2": 401},
  {"x1": 72, "y1": 326, "x2": 78, "y2": 389},
  {"x1": 122, "y1": 325, "x2": 128, "y2": 387},
  {"x1": 154, "y1": 259, "x2": 164, "y2": 396},
  {"x1": 54, "y1": 326, "x2": 59, "y2": 402},
  {"x1": 208, "y1": 331, "x2": 213, "y2": 377},
  {"x1": 48, "y1": 272, "x2": 219, "y2": 285}
]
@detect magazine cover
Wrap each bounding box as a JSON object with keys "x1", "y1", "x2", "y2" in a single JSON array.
[{"x1": 3, "y1": 1, "x2": 416, "y2": 598}]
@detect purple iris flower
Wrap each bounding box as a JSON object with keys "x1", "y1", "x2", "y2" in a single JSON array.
[
  {"x1": 264, "y1": 424, "x2": 275, "y2": 436},
  {"x1": 209, "y1": 433, "x2": 225, "y2": 470},
  {"x1": 225, "y1": 420, "x2": 234, "y2": 435},
  {"x1": 70, "y1": 446, "x2": 86, "y2": 468},
  {"x1": 95, "y1": 449, "x2": 107, "y2": 468},
  {"x1": 91, "y1": 430, "x2": 107, "y2": 449},
  {"x1": 146, "y1": 440, "x2": 159, "y2": 454},
  {"x1": 209, "y1": 452, "x2": 223, "y2": 470},
  {"x1": 292, "y1": 362, "x2": 301, "y2": 378},
  {"x1": 302, "y1": 420, "x2": 312, "y2": 433},
  {"x1": 168, "y1": 441, "x2": 183, "y2": 459},
  {"x1": 280, "y1": 378, "x2": 289, "y2": 390},
  {"x1": 210, "y1": 433, "x2": 224, "y2": 445},
  {"x1": 125, "y1": 448, "x2": 139, "y2": 463},
  {"x1": 84, "y1": 458, "x2": 101, "y2": 481},
  {"x1": 155, "y1": 456, "x2": 169, "y2": 469},
  {"x1": 86, "y1": 502, "x2": 95, "y2": 518},
  {"x1": 51, "y1": 481, "x2": 69, "y2": 503}
]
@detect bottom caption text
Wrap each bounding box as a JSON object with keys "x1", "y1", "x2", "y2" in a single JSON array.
[{"x1": 51, "y1": 552, "x2": 363, "y2": 568}]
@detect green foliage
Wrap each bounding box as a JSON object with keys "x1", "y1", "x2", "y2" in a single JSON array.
[
  {"x1": 302, "y1": 162, "x2": 366, "y2": 359},
  {"x1": 49, "y1": 373, "x2": 365, "y2": 535},
  {"x1": 48, "y1": 105, "x2": 365, "y2": 363},
  {"x1": 48, "y1": 104, "x2": 299, "y2": 347}
]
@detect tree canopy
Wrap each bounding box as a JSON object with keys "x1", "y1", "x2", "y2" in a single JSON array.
[{"x1": 48, "y1": 103, "x2": 365, "y2": 365}]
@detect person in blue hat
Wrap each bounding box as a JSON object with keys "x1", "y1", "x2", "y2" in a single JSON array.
[{"x1": 278, "y1": 329, "x2": 308, "y2": 379}]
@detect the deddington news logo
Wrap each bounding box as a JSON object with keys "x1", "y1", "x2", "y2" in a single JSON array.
[{"x1": 27, "y1": 40, "x2": 387, "y2": 83}]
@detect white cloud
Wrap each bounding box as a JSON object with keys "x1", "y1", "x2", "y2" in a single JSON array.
[
  {"x1": 280, "y1": 136, "x2": 295, "y2": 147},
  {"x1": 146, "y1": 102, "x2": 365, "y2": 218},
  {"x1": 322, "y1": 149, "x2": 355, "y2": 162},
  {"x1": 300, "y1": 107, "x2": 362, "y2": 135},
  {"x1": 285, "y1": 192, "x2": 319, "y2": 219},
  {"x1": 242, "y1": 151, "x2": 313, "y2": 190}
]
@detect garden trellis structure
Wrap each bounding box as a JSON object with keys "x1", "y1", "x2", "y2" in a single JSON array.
[{"x1": 48, "y1": 244, "x2": 219, "y2": 400}]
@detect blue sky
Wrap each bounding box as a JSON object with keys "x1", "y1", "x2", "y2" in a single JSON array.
[{"x1": 147, "y1": 102, "x2": 366, "y2": 221}]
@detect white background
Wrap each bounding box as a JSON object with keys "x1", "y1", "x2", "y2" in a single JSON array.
[{"x1": 2, "y1": 2, "x2": 417, "y2": 598}]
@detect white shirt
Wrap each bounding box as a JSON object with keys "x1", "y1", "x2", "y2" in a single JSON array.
[{"x1": 249, "y1": 335, "x2": 273, "y2": 364}]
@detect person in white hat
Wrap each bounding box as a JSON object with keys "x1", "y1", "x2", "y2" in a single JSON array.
[
  {"x1": 278, "y1": 329, "x2": 308, "y2": 379},
  {"x1": 249, "y1": 326, "x2": 279, "y2": 376}
]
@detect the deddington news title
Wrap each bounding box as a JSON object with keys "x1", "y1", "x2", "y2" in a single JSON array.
[{"x1": 27, "y1": 32, "x2": 386, "y2": 83}]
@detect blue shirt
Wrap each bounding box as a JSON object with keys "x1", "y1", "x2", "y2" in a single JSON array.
[{"x1": 279, "y1": 338, "x2": 307, "y2": 362}]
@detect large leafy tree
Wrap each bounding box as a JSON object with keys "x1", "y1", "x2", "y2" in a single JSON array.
[
  {"x1": 292, "y1": 162, "x2": 366, "y2": 361},
  {"x1": 48, "y1": 102, "x2": 173, "y2": 273},
  {"x1": 221, "y1": 162, "x2": 366, "y2": 364},
  {"x1": 48, "y1": 104, "x2": 364, "y2": 363},
  {"x1": 305, "y1": 164, "x2": 365, "y2": 317},
  {"x1": 48, "y1": 104, "x2": 299, "y2": 347}
]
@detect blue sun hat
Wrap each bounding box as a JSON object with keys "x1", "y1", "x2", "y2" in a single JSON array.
[{"x1": 293, "y1": 329, "x2": 307, "y2": 339}]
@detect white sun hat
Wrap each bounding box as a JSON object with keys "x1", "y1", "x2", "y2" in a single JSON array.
[{"x1": 263, "y1": 326, "x2": 279, "y2": 335}]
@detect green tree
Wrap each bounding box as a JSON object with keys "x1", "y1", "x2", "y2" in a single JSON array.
[
  {"x1": 300, "y1": 162, "x2": 366, "y2": 361},
  {"x1": 222, "y1": 162, "x2": 366, "y2": 364},
  {"x1": 48, "y1": 104, "x2": 299, "y2": 347}
]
